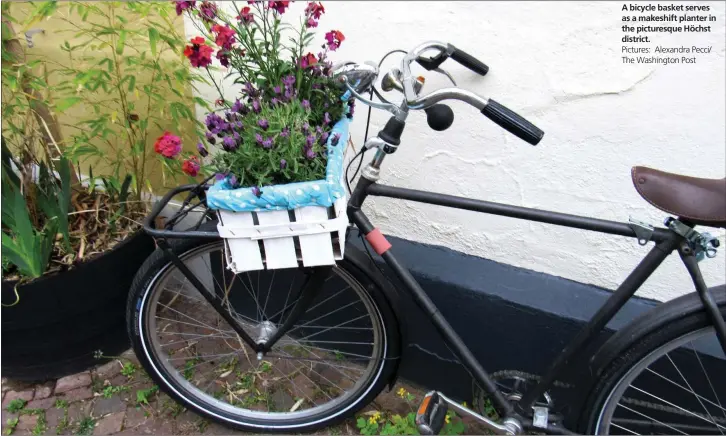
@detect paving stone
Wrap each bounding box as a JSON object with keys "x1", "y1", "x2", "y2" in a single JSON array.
[
  {"x1": 93, "y1": 411, "x2": 125, "y2": 435},
  {"x1": 92, "y1": 396, "x2": 126, "y2": 417},
  {"x1": 123, "y1": 406, "x2": 149, "y2": 429},
  {"x1": 33, "y1": 384, "x2": 53, "y2": 400},
  {"x1": 55, "y1": 373, "x2": 92, "y2": 394},
  {"x1": 16, "y1": 414, "x2": 39, "y2": 432},
  {"x1": 26, "y1": 397, "x2": 56, "y2": 410},
  {"x1": 67, "y1": 401, "x2": 93, "y2": 423},
  {"x1": 271, "y1": 389, "x2": 295, "y2": 411},
  {"x1": 44, "y1": 407, "x2": 67, "y2": 433},
  {"x1": 2, "y1": 390, "x2": 34, "y2": 409},
  {"x1": 63, "y1": 387, "x2": 94, "y2": 402},
  {"x1": 95, "y1": 361, "x2": 123, "y2": 382}
]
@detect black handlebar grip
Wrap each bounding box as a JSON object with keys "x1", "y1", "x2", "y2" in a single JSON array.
[
  {"x1": 449, "y1": 46, "x2": 489, "y2": 76},
  {"x1": 481, "y1": 99, "x2": 544, "y2": 145}
]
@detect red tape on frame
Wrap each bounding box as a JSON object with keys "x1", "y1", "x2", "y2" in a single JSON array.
[{"x1": 365, "y1": 228, "x2": 392, "y2": 255}]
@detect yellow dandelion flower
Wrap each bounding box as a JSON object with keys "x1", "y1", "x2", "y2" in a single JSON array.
[
  {"x1": 461, "y1": 401, "x2": 468, "y2": 408},
  {"x1": 373, "y1": 412, "x2": 381, "y2": 421},
  {"x1": 445, "y1": 414, "x2": 451, "y2": 424},
  {"x1": 368, "y1": 416, "x2": 377, "y2": 425},
  {"x1": 397, "y1": 388, "x2": 406, "y2": 398}
]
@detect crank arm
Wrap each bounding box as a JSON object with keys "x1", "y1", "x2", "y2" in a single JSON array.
[
  {"x1": 158, "y1": 240, "x2": 260, "y2": 351},
  {"x1": 258, "y1": 266, "x2": 332, "y2": 351}
]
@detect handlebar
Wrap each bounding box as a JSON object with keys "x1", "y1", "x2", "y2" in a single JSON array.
[
  {"x1": 335, "y1": 40, "x2": 545, "y2": 146},
  {"x1": 449, "y1": 45, "x2": 490, "y2": 76}
]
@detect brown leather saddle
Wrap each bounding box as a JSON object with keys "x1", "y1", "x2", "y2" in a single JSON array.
[{"x1": 632, "y1": 166, "x2": 726, "y2": 228}]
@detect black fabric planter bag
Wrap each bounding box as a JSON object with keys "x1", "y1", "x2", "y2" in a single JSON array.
[{"x1": 1, "y1": 231, "x2": 155, "y2": 380}]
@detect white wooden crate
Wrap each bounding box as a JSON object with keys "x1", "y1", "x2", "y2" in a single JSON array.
[{"x1": 216, "y1": 196, "x2": 347, "y2": 273}]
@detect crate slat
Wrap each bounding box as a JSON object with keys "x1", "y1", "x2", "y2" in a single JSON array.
[
  {"x1": 257, "y1": 210, "x2": 298, "y2": 270},
  {"x1": 218, "y1": 211, "x2": 264, "y2": 272},
  {"x1": 295, "y1": 205, "x2": 335, "y2": 267}
]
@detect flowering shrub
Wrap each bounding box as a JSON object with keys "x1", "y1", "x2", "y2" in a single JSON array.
[{"x1": 171, "y1": 0, "x2": 353, "y2": 192}]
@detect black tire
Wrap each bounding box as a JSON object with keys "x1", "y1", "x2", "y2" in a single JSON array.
[
  {"x1": 579, "y1": 296, "x2": 726, "y2": 434},
  {"x1": 126, "y1": 225, "x2": 400, "y2": 433}
]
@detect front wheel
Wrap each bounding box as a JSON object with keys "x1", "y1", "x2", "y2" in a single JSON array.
[
  {"x1": 580, "y1": 301, "x2": 726, "y2": 435},
  {"x1": 126, "y1": 234, "x2": 399, "y2": 432}
]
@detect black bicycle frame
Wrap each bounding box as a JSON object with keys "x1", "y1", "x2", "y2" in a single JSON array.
[
  {"x1": 345, "y1": 175, "x2": 725, "y2": 431},
  {"x1": 142, "y1": 178, "x2": 725, "y2": 433}
]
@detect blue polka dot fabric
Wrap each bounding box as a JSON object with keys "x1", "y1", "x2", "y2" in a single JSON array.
[{"x1": 206, "y1": 117, "x2": 349, "y2": 212}]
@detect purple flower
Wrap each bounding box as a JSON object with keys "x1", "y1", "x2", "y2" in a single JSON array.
[
  {"x1": 199, "y1": 1, "x2": 217, "y2": 22},
  {"x1": 302, "y1": 99, "x2": 310, "y2": 110},
  {"x1": 215, "y1": 172, "x2": 227, "y2": 181},
  {"x1": 280, "y1": 127, "x2": 290, "y2": 138},
  {"x1": 258, "y1": 119, "x2": 269, "y2": 130},
  {"x1": 279, "y1": 159, "x2": 287, "y2": 169},
  {"x1": 251, "y1": 186, "x2": 262, "y2": 197},
  {"x1": 225, "y1": 111, "x2": 237, "y2": 122},
  {"x1": 324, "y1": 112, "x2": 331, "y2": 125},
  {"x1": 315, "y1": 125, "x2": 323, "y2": 134},
  {"x1": 235, "y1": 121, "x2": 244, "y2": 130},
  {"x1": 222, "y1": 136, "x2": 238, "y2": 151},
  {"x1": 318, "y1": 131, "x2": 329, "y2": 145},
  {"x1": 233, "y1": 131, "x2": 240, "y2": 141},
  {"x1": 283, "y1": 89, "x2": 294, "y2": 101},
  {"x1": 330, "y1": 132, "x2": 341, "y2": 146},
  {"x1": 228, "y1": 174, "x2": 238, "y2": 187},
  {"x1": 262, "y1": 137, "x2": 273, "y2": 149},
  {"x1": 252, "y1": 99, "x2": 261, "y2": 113},
  {"x1": 312, "y1": 83, "x2": 321, "y2": 89},
  {"x1": 205, "y1": 132, "x2": 216, "y2": 144},
  {"x1": 205, "y1": 113, "x2": 224, "y2": 130},
  {"x1": 282, "y1": 75, "x2": 295, "y2": 89},
  {"x1": 305, "y1": 147, "x2": 316, "y2": 160},
  {"x1": 270, "y1": 97, "x2": 279, "y2": 106},
  {"x1": 305, "y1": 134, "x2": 315, "y2": 147},
  {"x1": 231, "y1": 99, "x2": 244, "y2": 113},
  {"x1": 197, "y1": 142, "x2": 208, "y2": 157},
  {"x1": 175, "y1": 1, "x2": 196, "y2": 16},
  {"x1": 302, "y1": 122, "x2": 310, "y2": 133},
  {"x1": 243, "y1": 81, "x2": 259, "y2": 98},
  {"x1": 273, "y1": 85, "x2": 281, "y2": 94},
  {"x1": 255, "y1": 133, "x2": 263, "y2": 145}
]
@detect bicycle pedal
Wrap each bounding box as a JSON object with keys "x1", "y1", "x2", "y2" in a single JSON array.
[{"x1": 415, "y1": 391, "x2": 449, "y2": 435}]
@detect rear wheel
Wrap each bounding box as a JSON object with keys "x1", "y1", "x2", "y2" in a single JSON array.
[
  {"x1": 127, "y1": 235, "x2": 399, "y2": 432},
  {"x1": 581, "y1": 303, "x2": 726, "y2": 435}
]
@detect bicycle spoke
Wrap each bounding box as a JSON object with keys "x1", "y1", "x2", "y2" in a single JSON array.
[
  {"x1": 629, "y1": 385, "x2": 726, "y2": 431},
  {"x1": 616, "y1": 403, "x2": 688, "y2": 435},
  {"x1": 285, "y1": 301, "x2": 363, "y2": 336},
  {"x1": 610, "y1": 422, "x2": 641, "y2": 435},
  {"x1": 666, "y1": 353, "x2": 723, "y2": 434},
  {"x1": 644, "y1": 367, "x2": 726, "y2": 415},
  {"x1": 690, "y1": 342, "x2": 726, "y2": 421}
]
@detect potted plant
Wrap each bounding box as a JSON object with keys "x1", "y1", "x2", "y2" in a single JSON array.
[
  {"x1": 0, "y1": 1, "x2": 201, "y2": 380},
  {"x1": 173, "y1": 0, "x2": 354, "y2": 271}
]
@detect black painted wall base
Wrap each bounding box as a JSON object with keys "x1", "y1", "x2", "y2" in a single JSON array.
[{"x1": 347, "y1": 229, "x2": 661, "y2": 425}]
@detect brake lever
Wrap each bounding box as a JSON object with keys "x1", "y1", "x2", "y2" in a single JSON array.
[{"x1": 433, "y1": 67, "x2": 457, "y2": 86}]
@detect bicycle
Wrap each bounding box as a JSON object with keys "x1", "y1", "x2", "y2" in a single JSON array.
[{"x1": 127, "y1": 40, "x2": 726, "y2": 435}]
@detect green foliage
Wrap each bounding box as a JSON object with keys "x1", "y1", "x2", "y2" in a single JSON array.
[
  {"x1": 136, "y1": 385, "x2": 159, "y2": 405},
  {"x1": 3, "y1": 417, "x2": 18, "y2": 435},
  {"x1": 37, "y1": 1, "x2": 204, "y2": 196},
  {"x1": 31, "y1": 411, "x2": 47, "y2": 436},
  {"x1": 75, "y1": 416, "x2": 95, "y2": 436},
  {"x1": 102, "y1": 385, "x2": 128, "y2": 399},
  {"x1": 121, "y1": 362, "x2": 137, "y2": 378},
  {"x1": 1, "y1": 141, "x2": 72, "y2": 279},
  {"x1": 182, "y1": 2, "x2": 349, "y2": 189},
  {"x1": 54, "y1": 399, "x2": 69, "y2": 409},
  {"x1": 5, "y1": 399, "x2": 26, "y2": 413}
]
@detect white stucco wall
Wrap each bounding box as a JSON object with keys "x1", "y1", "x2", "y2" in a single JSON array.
[{"x1": 186, "y1": 1, "x2": 726, "y2": 301}]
